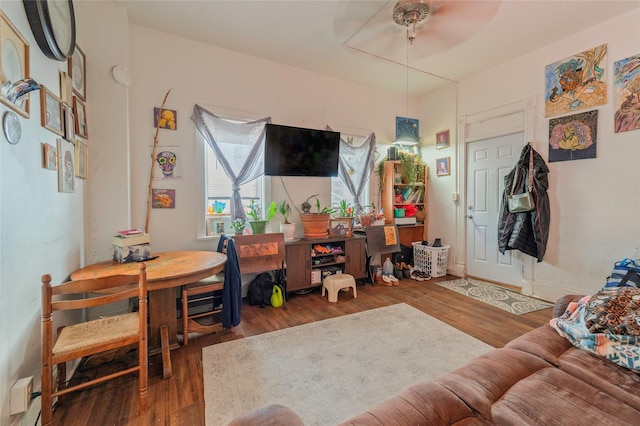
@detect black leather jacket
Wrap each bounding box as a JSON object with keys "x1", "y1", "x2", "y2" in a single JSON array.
[{"x1": 498, "y1": 143, "x2": 550, "y2": 262}]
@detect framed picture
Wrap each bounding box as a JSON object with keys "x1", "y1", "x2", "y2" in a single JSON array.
[
  {"x1": 329, "y1": 218, "x2": 352, "y2": 237},
  {"x1": 75, "y1": 139, "x2": 87, "y2": 179},
  {"x1": 41, "y1": 142, "x2": 57, "y2": 170},
  {"x1": 395, "y1": 116, "x2": 419, "y2": 143},
  {"x1": 59, "y1": 70, "x2": 73, "y2": 105},
  {"x1": 73, "y1": 96, "x2": 88, "y2": 138},
  {"x1": 152, "y1": 188, "x2": 176, "y2": 208},
  {"x1": 0, "y1": 11, "x2": 31, "y2": 117},
  {"x1": 154, "y1": 107, "x2": 177, "y2": 130},
  {"x1": 40, "y1": 85, "x2": 64, "y2": 136},
  {"x1": 68, "y1": 45, "x2": 86, "y2": 101},
  {"x1": 64, "y1": 104, "x2": 75, "y2": 140},
  {"x1": 57, "y1": 138, "x2": 75, "y2": 193},
  {"x1": 436, "y1": 130, "x2": 450, "y2": 149},
  {"x1": 436, "y1": 157, "x2": 450, "y2": 176}
]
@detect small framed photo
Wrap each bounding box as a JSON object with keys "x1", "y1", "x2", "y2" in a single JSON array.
[
  {"x1": 68, "y1": 45, "x2": 86, "y2": 101},
  {"x1": 152, "y1": 188, "x2": 176, "y2": 208},
  {"x1": 436, "y1": 130, "x2": 450, "y2": 149},
  {"x1": 436, "y1": 157, "x2": 450, "y2": 177},
  {"x1": 73, "y1": 96, "x2": 88, "y2": 138},
  {"x1": 64, "y1": 104, "x2": 75, "y2": 140},
  {"x1": 41, "y1": 142, "x2": 57, "y2": 170},
  {"x1": 40, "y1": 85, "x2": 64, "y2": 136},
  {"x1": 0, "y1": 12, "x2": 31, "y2": 117},
  {"x1": 329, "y1": 218, "x2": 352, "y2": 237},
  {"x1": 75, "y1": 139, "x2": 88, "y2": 179},
  {"x1": 57, "y1": 138, "x2": 75, "y2": 193},
  {"x1": 154, "y1": 107, "x2": 177, "y2": 130},
  {"x1": 59, "y1": 70, "x2": 73, "y2": 105}
]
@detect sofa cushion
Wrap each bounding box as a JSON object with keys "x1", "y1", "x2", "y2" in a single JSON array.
[{"x1": 338, "y1": 380, "x2": 490, "y2": 425}]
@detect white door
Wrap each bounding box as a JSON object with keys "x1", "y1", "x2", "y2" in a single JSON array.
[{"x1": 466, "y1": 133, "x2": 524, "y2": 286}]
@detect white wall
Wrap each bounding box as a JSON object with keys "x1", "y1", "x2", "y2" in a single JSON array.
[
  {"x1": 0, "y1": 1, "x2": 84, "y2": 422},
  {"x1": 126, "y1": 25, "x2": 414, "y2": 249},
  {"x1": 454, "y1": 8, "x2": 640, "y2": 300}
]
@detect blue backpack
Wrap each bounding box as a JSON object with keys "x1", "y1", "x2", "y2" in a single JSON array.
[{"x1": 604, "y1": 258, "x2": 640, "y2": 288}]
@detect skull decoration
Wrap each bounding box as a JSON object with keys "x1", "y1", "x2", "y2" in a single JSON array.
[{"x1": 156, "y1": 150, "x2": 177, "y2": 178}]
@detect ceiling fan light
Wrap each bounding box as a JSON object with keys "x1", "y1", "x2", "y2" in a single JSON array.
[{"x1": 393, "y1": 0, "x2": 430, "y2": 27}]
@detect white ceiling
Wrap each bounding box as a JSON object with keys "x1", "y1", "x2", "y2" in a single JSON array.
[{"x1": 116, "y1": 0, "x2": 639, "y2": 96}]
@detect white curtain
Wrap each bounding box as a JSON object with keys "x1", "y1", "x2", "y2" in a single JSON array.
[
  {"x1": 328, "y1": 126, "x2": 376, "y2": 213},
  {"x1": 192, "y1": 104, "x2": 271, "y2": 221}
]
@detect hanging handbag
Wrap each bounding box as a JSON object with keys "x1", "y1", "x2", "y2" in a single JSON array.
[{"x1": 508, "y1": 145, "x2": 535, "y2": 213}]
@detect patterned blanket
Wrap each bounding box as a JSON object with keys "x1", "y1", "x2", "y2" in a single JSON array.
[{"x1": 550, "y1": 295, "x2": 640, "y2": 372}]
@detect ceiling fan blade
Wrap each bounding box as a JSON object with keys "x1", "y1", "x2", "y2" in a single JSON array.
[
  {"x1": 411, "y1": 0, "x2": 501, "y2": 58},
  {"x1": 342, "y1": 0, "x2": 502, "y2": 63}
]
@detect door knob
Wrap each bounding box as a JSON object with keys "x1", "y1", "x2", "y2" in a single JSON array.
[{"x1": 466, "y1": 214, "x2": 473, "y2": 219}]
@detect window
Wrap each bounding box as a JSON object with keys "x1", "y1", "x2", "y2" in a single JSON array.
[
  {"x1": 330, "y1": 133, "x2": 371, "y2": 214},
  {"x1": 204, "y1": 147, "x2": 264, "y2": 236},
  {"x1": 197, "y1": 113, "x2": 265, "y2": 236}
]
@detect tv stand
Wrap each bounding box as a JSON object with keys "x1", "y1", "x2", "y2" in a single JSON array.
[{"x1": 285, "y1": 235, "x2": 366, "y2": 294}]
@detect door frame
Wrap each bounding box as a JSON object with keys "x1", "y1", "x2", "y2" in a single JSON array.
[{"x1": 455, "y1": 96, "x2": 537, "y2": 294}]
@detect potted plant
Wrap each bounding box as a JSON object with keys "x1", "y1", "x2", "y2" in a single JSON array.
[
  {"x1": 277, "y1": 199, "x2": 296, "y2": 240},
  {"x1": 300, "y1": 195, "x2": 335, "y2": 239},
  {"x1": 246, "y1": 199, "x2": 276, "y2": 234},
  {"x1": 398, "y1": 150, "x2": 418, "y2": 184},
  {"x1": 230, "y1": 219, "x2": 246, "y2": 236}
]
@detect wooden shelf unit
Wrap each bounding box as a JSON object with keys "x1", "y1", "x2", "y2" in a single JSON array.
[
  {"x1": 381, "y1": 160, "x2": 427, "y2": 244},
  {"x1": 285, "y1": 235, "x2": 366, "y2": 293}
]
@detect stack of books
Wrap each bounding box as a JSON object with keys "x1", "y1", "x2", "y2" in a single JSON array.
[{"x1": 112, "y1": 229, "x2": 151, "y2": 263}]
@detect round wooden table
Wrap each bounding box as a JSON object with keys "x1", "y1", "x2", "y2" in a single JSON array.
[{"x1": 71, "y1": 251, "x2": 226, "y2": 378}]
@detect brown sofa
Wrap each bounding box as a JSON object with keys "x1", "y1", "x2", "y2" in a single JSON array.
[{"x1": 230, "y1": 295, "x2": 640, "y2": 425}]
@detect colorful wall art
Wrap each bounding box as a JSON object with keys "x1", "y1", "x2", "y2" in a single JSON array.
[
  {"x1": 548, "y1": 110, "x2": 598, "y2": 162},
  {"x1": 545, "y1": 44, "x2": 607, "y2": 117},
  {"x1": 613, "y1": 53, "x2": 640, "y2": 133}
]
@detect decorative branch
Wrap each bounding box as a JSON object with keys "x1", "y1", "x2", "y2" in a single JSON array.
[{"x1": 145, "y1": 89, "x2": 172, "y2": 233}]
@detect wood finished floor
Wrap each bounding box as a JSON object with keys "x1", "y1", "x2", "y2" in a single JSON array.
[{"x1": 52, "y1": 275, "x2": 554, "y2": 425}]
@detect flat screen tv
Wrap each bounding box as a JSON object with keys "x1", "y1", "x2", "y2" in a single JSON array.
[{"x1": 264, "y1": 123, "x2": 340, "y2": 177}]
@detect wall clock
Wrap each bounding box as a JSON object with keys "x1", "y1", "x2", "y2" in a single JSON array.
[
  {"x1": 23, "y1": 0, "x2": 76, "y2": 61},
  {"x1": 3, "y1": 110, "x2": 21, "y2": 144}
]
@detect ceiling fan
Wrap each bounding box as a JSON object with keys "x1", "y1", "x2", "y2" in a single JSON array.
[{"x1": 335, "y1": 0, "x2": 502, "y2": 64}]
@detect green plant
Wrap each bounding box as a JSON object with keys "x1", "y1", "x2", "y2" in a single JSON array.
[
  {"x1": 246, "y1": 199, "x2": 262, "y2": 221},
  {"x1": 301, "y1": 194, "x2": 336, "y2": 215},
  {"x1": 277, "y1": 200, "x2": 292, "y2": 224},
  {"x1": 265, "y1": 201, "x2": 276, "y2": 222},
  {"x1": 231, "y1": 219, "x2": 246, "y2": 231},
  {"x1": 336, "y1": 199, "x2": 354, "y2": 218},
  {"x1": 398, "y1": 150, "x2": 423, "y2": 184}
]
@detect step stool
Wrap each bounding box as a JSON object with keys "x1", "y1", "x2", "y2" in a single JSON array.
[{"x1": 322, "y1": 274, "x2": 357, "y2": 302}]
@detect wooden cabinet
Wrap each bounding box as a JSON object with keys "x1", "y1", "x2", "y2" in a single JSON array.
[
  {"x1": 285, "y1": 236, "x2": 366, "y2": 293},
  {"x1": 381, "y1": 160, "x2": 427, "y2": 244},
  {"x1": 344, "y1": 237, "x2": 366, "y2": 279}
]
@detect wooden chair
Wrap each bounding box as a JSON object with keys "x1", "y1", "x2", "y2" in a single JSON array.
[
  {"x1": 180, "y1": 233, "x2": 287, "y2": 345},
  {"x1": 41, "y1": 264, "x2": 148, "y2": 426}
]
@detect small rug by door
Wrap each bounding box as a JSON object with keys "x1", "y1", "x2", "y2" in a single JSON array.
[
  {"x1": 202, "y1": 303, "x2": 493, "y2": 426},
  {"x1": 435, "y1": 277, "x2": 553, "y2": 315}
]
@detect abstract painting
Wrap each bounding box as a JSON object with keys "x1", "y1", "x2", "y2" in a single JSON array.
[
  {"x1": 548, "y1": 110, "x2": 598, "y2": 162},
  {"x1": 395, "y1": 116, "x2": 418, "y2": 143},
  {"x1": 152, "y1": 189, "x2": 175, "y2": 208},
  {"x1": 152, "y1": 146, "x2": 182, "y2": 179},
  {"x1": 613, "y1": 53, "x2": 640, "y2": 133},
  {"x1": 545, "y1": 44, "x2": 607, "y2": 117}
]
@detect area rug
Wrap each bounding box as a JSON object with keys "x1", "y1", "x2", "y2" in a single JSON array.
[
  {"x1": 203, "y1": 303, "x2": 493, "y2": 426},
  {"x1": 435, "y1": 277, "x2": 553, "y2": 315}
]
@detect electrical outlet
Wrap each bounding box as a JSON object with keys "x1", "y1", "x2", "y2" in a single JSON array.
[{"x1": 10, "y1": 376, "x2": 33, "y2": 415}]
